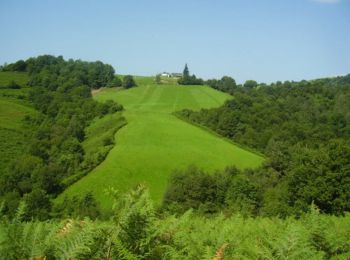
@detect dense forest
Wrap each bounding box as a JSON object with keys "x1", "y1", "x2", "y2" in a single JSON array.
[
  {"x1": 175, "y1": 75, "x2": 350, "y2": 216},
  {"x1": 0, "y1": 55, "x2": 124, "y2": 219}
]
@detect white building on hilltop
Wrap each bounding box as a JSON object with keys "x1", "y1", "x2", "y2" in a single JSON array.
[
  {"x1": 160, "y1": 72, "x2": 182, "y2": 78},
  {"x1": 161, "y1": 72, "x2": 171, "y2": 77}
]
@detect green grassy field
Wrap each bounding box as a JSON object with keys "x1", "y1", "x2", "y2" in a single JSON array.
[
  {"x1": 0, "y1": 72, "x2": 31, "y2": 100},
  {"x1": 0, "y1": 100, "x2": 36, "y2": 171},
  {"x1": 0, "y1": 71, "x2": 29, "y2": 87},
  {"x1": 0, "y1": 72, "x2": 36, "y2": 172},
  {"x1": 59, "y1": 79, "x2": 264, "y2": 210}
]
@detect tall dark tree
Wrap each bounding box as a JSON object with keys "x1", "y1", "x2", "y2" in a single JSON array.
[
  {"x1": 178, "y1": 64, "x2": 203, "y2": 85},
  {"x1": 183, "y1": 64, "x2": 190, "y2": 78}
]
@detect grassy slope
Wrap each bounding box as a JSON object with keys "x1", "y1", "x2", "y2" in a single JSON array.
[
  {"x1": 82, "y1": 112, "x2": 126, "y2": 155},
  {"x1": 0, "y1": 72, "x2": 36, "y2": 173},
  {"x1": 60, "y1": 79, "x2": 264, "y2": 210},
  {"x1": 0, "y1": 71, "x2": 29, "y2": 86}
]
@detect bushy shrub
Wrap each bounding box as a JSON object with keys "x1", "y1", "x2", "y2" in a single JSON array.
[{"x1": 122, "y1": 75, "x2": 137, "y2": 89}]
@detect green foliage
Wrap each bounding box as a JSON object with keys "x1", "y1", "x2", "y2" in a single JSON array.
[
  {"x1": 288, "y1": 140, "x2": 350, "y2": 215},
  {"x1": 0, "y1": 56, "x2": 123, "y2": 219},
  {"x1": 107, "y1": 76, "x2": 122, "y2": 88},
  {"x1": 1, "y1": 59, "x2": 27, "y2": 72},
  {"x1": 2, "y1": 80, "x2": 21, "y2": 89},
  {"x1": 23, "y1": 189, "x2": 51, "y2": 220},
  {"x1": 178, "y1": 64, "x2": 203, "y2": 85},
  {"x1": 0, "y1": 100, "x2": 36, "y2": 172},
  {"x1": 53, "y1": 192, "x2": 100, "y2": 219},
  {"x1": 178, "y1": 75, "x2": 350, "y2": 215},
  {"x1": 206, "y1": 76, "x2": 237, "y2": 93},
  {"x1": 0, "y1": 72, "x2": 34, "y2": 172},
  {"x1": 2, "y1": 57, "x2": 350, "y2": 258},
  {"x1": 98, "y1": 99, "x2": 124, "y2": 115},
  {"x1": 0, "y1": 71, "x2": 29, "y2": 87},
  {"x1": 163, "y1": 167, "x2": 223, "y2": 214},
  {"x1": 1, "y1": 155, "x2": 43, "y2": 196},
  {"x1": 123, "y1": 75, "x2": 137, "y2": 89},
  {"x1": 225, "y1": 173, "x2": 261, "y2": 216},
  {"x1": 163, "y1": 166, "x2": 263, "y2": 217},
  {"x1": 243, "y1": 79, "x2": 258, "y2": 88},
  {"x1": 1, "y1": 190, "x2": 350, "y2": 259},
  {"x1": 24, "y1": 55, "x2": 115, "y2": 89},
  {"x1": 111, "y1": 185, "x2": 156, "y2": 258},
  {"x1": 63, "y1": 112, "x2": 127, "y2": 186}
]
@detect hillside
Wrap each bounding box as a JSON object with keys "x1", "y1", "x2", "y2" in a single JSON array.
[
  {"x1": 0, "y1": 71, "x2": 28, "y2": 87},
  {"x1": 59, "y1": 78, "x2": 264, "y2": 210},
  {"x1": 1, "y1": 0, "x2": 349, "y2": 257},
  {"x1": 0, "y1": 72, "x2": 36, "y2": 172}
]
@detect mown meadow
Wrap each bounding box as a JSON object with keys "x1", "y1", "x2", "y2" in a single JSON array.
[{"x1": 59, "y1": 78, "x2": 264, "y2": 210}]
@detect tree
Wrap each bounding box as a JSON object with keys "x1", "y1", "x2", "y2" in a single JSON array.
[
  {"x1": 32, "y1": 163, "x2": 63, "y2": 195},
  {"x1": 178, "y1": 64, "x2": 203, "y2": 85},
  {"x1": 122, "y1": 75, "x2": 136, "y2": 89},
  {"x1": 225, "y1": 174, "x2": 260, "y2": 216},
  {"x1": 1, "y1": 60, "x2": 27, "y2": 71},
  {"x1": 0, "y1": 155, "x2": 43, "y2": 196},
  {"x1": 220, "y1": 76, "x2": 237, "y2": 91},
  {"x1": 183, "y1": 63, "x2": 190, "y2": 78},
  {"x1": 23, "y1": 188, "x2": 51, "y2": 220},
  {"x1": 155, "y1": 74, "x2": 161, "y2": 84},
  {"x1": 107, "y1": 76, "x2": 122, "y2": 88},
  {"x1": 244, "y1": 80, "x2": 258, "y2": 89},
  {"x1": 288, "y1": 140, "x2": 350, "y2": 215},
  {"x1": 12, "y1": 60, "x2": 27, "y2": 71},
  {"x1": 163, "y1": 167, "x2": 221, "y2": 213}
]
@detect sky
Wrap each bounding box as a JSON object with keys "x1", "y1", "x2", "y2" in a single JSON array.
[{"x1": 0, "y1": 0, "x2": 349, "y2": 83}]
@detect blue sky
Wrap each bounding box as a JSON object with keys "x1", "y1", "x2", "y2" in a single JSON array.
[{"x1": 0, "y1": 0, "x2": 349, "y2": 83}]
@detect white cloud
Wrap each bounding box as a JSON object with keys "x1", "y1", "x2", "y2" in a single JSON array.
[{"x1": 311, "y1": 0, "x2": 341, "y2": 3}]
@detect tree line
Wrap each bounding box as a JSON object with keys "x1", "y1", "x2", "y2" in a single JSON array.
[
  {"x1": 1, "y1": 55, "x2": 137, "y2": 89},
  {"x1": 177, "y1": 64, "x2": 260, "y2": 89}
]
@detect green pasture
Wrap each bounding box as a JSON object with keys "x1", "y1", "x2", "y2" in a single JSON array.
[
  {"x1": 60, "y1": 79, "x2": 264, "y2": 210},
  {"x1": 0, "y1": 72, "x2": 29, "y2": 87},
  {"x1": 0, "y1": 98, "x2": 36, "y2": 172},
  {"x1": 0, "y1": 72, "x2": 35, "y2": 172}
]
